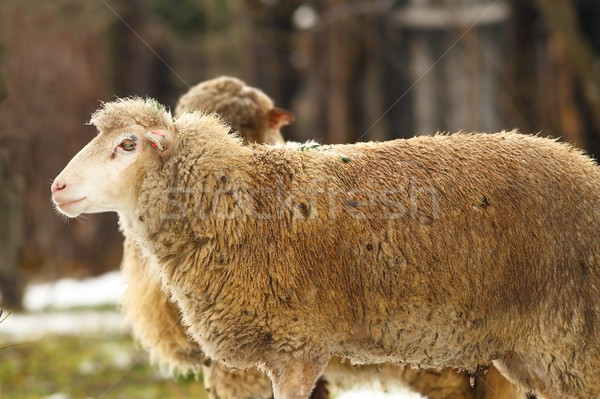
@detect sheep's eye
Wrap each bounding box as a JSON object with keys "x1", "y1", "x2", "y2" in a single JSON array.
[{"x1": 120, "y1": 140, "x2": 136, "y2": 152}]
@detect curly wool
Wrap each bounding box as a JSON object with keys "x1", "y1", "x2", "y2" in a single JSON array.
[
  {"x1": 120, "y1": 236, "x2": 205, "y2": 375},
  {"x1": 114, "y1": 104, "x2": 599, "y2": 399},
  {"x1": 89, "y1": 97, "x2": 174, "y2": 134},
  {"x1": 175, "y1": 76, "x2": 285, "y2": 145}
]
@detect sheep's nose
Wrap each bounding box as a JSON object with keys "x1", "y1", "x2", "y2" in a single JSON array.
[{"x1": 51, "y1": 181, "x2": 66, "y2": 194}]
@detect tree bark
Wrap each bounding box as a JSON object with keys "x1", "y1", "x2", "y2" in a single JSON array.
[{"x1": 536, "y1": 0, "x2": 600, "y2": 128}]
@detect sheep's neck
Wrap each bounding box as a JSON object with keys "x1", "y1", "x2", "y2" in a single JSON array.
[{"x1": 130, "y1": 144, "x2": 259, "y2": 298}]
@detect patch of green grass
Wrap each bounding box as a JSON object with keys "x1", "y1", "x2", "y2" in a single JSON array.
[{"x1": 0, "y1": 333, "x2": 208, "y2": 399}]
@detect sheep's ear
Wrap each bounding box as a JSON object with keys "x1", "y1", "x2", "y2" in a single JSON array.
[
  {"x1": 144, "y1": 130, "x2": 171, "y2": 152},
  {"x1": 267, "y1": 108, "x2": 294, "y2": 129}
]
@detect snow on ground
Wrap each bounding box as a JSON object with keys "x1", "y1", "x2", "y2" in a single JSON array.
[
  {"x1": 338, "y1": 391, "x2": 422, "y2": 399},
  {"x1": 23, "y1": 271, "x2": 126, "y2": 311},
  {"x1": 3, "y1": 272, "x2": 423, "y2": 399},
  {"x1": 0, "y1": 310, "x2": 127, "y2": 339},
  {"x1": 0, "y1": 271, "x2": 127, "y2": 339}
]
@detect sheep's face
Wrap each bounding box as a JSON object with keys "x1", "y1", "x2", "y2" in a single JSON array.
[{"x1": 51, "y1": 127, "x2": 167, "y2": 218}]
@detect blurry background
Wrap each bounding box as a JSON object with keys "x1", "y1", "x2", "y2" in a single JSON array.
[
  {"x1": 1, "y1": 0, "x2": 600, "y2": 397},
  {"x1": 1, "y1": 0, "x2": 600, "y2": 317}
]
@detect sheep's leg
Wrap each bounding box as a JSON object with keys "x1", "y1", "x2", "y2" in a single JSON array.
[
  {"x1": 203, "y1": 362, "x2": 273, "y2": 399},
  {"x1": 493, "y1": 356, "x2": 554, "y2": 398},
  {"x1": 265, "y1": 357, "x2": 329, "y2": 399},
  {"x1": 474, "y1": 365, "x2": 527, "y2": 399},
  {"x1": 493, "y1": 353, "x2": 600, "y2": 399}
]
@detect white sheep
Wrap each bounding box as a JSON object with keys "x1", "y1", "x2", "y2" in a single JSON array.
[{"x1": 52, "y1": 98, "x2": 600, "y2": 399}]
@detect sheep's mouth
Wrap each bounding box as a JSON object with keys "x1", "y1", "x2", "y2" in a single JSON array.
[{"x1": 55, "y1": 197, "x2": 87, "y2": 210}]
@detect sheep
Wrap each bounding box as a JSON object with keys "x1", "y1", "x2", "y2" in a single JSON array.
[
  {"x1": 121, "y1": 78, "x2": 523, "y2": 399},
  {"x1": 174, "y1": 76, "x2": 292, "y2": 145},
  {"x1": 51, "y1": 97, "x2": 600, "y2": 399}
]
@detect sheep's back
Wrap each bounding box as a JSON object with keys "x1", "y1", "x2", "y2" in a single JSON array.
[{"x1": 238, "y1": 132, "x2": 599, "y2": 363}]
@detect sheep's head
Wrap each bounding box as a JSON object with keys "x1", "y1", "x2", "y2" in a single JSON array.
[
  {"x1": 51, "y1": 98, "x2": 175, "y2": 218},
  {"x1": 175, "y1": 76, "x2": 293, "y2": 144}
]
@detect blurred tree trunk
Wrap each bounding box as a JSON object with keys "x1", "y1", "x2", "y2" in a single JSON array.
[
  {"x1": 0, "y1": 146, "x2": 25, "y2": 309},
  {"x1": 242, "y1": 0, "x2": 302, "y2": 111},
  {"x1": 321, "y1": 9, "x2": 368, "y2": 144},
  {"x1": 504, "y1": 0, "x2": 599, "y2": 154},
  {"x1": 534, "y1": 0, "x2": 600, "y2": 154},
  {"x1": 504, "y1": 1, "x2": 542, "y2": 131},
  {"x1": 305, "y1": 0, "x2": 381, "y2": 144},
  {"x1": 109, "y1": 0, "x2": 168, "y2": 99},
  {"x1": 0, "y1": 40, "x2": 23, "y2": 308},
  {"x1": 536, "y1": 0, "x2": 600, "y2": 129},
  {"x1": 0, "y1": 44, "x2": 7, "y2": 102}
]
